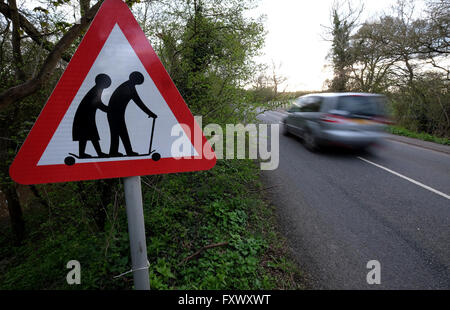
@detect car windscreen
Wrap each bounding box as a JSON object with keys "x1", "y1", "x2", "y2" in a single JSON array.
[{"x1": 336, "y1": 96, "x2": 386, "y2": 117}]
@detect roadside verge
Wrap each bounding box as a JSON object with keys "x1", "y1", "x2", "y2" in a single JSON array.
[{"x1": 385, "y1": 133, "x2": 450, "y2": 155}]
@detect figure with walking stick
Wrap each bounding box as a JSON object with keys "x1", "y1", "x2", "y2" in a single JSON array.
[{"x1": 107, "y1": 71, "x2": 157, "y2": 157}]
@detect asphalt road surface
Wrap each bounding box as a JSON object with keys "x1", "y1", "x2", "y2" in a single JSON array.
[{"x1": 258, "y1": 110, "x2": 450, "y2": 289}]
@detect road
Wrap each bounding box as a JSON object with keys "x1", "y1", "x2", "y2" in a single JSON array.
[{"x1": 257, "y1": 110, "x2": 450, "y2": 289}]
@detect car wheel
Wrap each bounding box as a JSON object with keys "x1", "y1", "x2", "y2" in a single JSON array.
[
  {"x1": 304, "y1": 130, "x2": 318, "y2": 152},
  {"x1": 282, "y1": 122, "x2": 290, "y2": 136}
]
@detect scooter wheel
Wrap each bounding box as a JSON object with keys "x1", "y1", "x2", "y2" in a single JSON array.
[
  {"x1": 151, "y1": 153, "x2": 161, "y2": 161},
  {"x1": 64, "y1": 156, "x2": 76, "y2": 166}
]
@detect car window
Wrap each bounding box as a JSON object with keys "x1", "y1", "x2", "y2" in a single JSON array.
[
  {"x1": 337, "y1": 96, "x2": 386, "y2": 116},
  {"x1": 300, "y1": 97, "x2": 322, "y2": 112},
  {"x1": 288, "y1": 105, "x2": 301, "y2": 113},
  {"x1": 294, "y1": 97, "x2": 306, "y2": 106}
]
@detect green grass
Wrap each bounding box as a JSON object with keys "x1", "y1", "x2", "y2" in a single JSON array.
[
  {"x1": 387, "y1": 126, "x2": 450, "y2": 146},
  {"x1": 0, "y1": 159, "x2": 303, "y2": 290}
]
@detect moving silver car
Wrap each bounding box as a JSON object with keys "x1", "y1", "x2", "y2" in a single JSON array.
[{"x1": 282, "y1": 93, "x2": 389, "y2": 151}]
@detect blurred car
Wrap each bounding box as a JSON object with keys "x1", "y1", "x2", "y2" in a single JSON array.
[{"x1": 282, "y1": 93, "x2": 390, "y2": 151}]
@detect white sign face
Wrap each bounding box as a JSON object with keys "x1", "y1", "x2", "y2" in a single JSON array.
[{"x1": 38, "y1": 24, "x2": 197, "y2": 166}]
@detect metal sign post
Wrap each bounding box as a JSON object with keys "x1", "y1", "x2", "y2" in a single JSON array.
[{"x1": 123, "y1": 176, "x2": 150, "y2": 290}]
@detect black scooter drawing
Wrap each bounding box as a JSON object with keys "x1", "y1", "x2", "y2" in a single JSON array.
[{"x1": 64, "y1": 117, "x2": 160, "y2": 166}]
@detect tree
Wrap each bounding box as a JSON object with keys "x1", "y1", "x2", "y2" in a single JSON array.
[
  {"x1": 417, "y1": 0, "x2": 450, "y2": 79},
  {"x1": 249, "y1": 60, "x2": 288, "y2": 104},
  {"x1": 347, "y1": 19, "x2": 397, "y2": 92},
  {"x1": 0, "y1": 0, "x2": 106, "y2": 243},
  {"x1": 0, "y1": 0, "x2": 105, "y2": 109},
  {"x1": 133, "y1": 0, "x2": 266, "y2": 123},
  {"x1": 327, "y1": 0, "x2": 449, "y2": 137},
  {"x1": 325, "y1": 0, "x2": 363, "y2": 92},
  {"x1": 376, "y1": 0, "x2": 449, "y2": 134}
]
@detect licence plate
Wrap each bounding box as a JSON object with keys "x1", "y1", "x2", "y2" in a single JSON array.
[{"x1": 350, "y1": 119, "x2": 374, "y2": 124}]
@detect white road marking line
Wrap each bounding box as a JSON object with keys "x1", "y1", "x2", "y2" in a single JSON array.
[{"x1": 357, "y1": 156, "x2": 450, "y2": 200}]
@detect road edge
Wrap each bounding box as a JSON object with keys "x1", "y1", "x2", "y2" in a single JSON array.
[{"x1": 385, "y1": 133, "x2": 450, "y2": 155}]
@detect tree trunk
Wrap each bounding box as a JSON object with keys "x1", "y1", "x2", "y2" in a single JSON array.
[
  {"x1": 8, "y1": 0, "x2": 26, "y2": 81},
  {"x1": 2, "y1": 183, "x2": 25, "y2": 244},
  {"x1": 97, "y1": 178, "x2": 117, "y2": 231},
  {"x1": 76, "y1": 179, "x2": 117, "y2": 232},
  {"x1": 80, "y1": 0, "x2": 90, "y2": 16}
]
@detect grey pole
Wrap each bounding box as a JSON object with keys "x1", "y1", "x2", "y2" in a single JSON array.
[{"x1": 123, "y1": 176, "x2": 150, "y2": 290}]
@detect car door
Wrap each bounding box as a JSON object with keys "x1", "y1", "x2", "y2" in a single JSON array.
[
  {"x1": 285, "y1": 99, "x2": 303, "y2": 136},
  {"x1": 297, "y1": 96, "x2": 322, "y2": 137}
]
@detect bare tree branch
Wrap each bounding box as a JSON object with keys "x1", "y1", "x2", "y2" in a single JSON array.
[
  {"x1": 0, "y1": 1, "x2": 72, "y2": 62},
  {"x1": 80, "y1": 0, "x2": 91, "y2": 16},
  {"x1": 0, "y1": 0, "x2": 104, "y2": 110},
  {"x1": 8, "y1": 0, "x2": 26, "y2": 81},
  {"x1": 178, "y1": 242, "x2": 229, "y2": 266}
]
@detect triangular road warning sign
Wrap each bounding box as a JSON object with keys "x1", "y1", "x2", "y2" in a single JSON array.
[{"x1": 10, "y1": 0, "x2": 216, "y2": 185}]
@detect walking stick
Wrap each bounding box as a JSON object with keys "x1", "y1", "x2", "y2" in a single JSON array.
[{"x1": 149, "y1": 116, "x2": 156, "y2": 155}]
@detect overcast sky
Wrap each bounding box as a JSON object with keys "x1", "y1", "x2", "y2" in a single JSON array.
[{"x1": 250, "y1": 0, "x2": 426, "y2": 91}]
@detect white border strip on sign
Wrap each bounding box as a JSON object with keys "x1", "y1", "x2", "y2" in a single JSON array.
[{"x1": 357, "y1": 156, "x2": 450, "y2": 200}]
